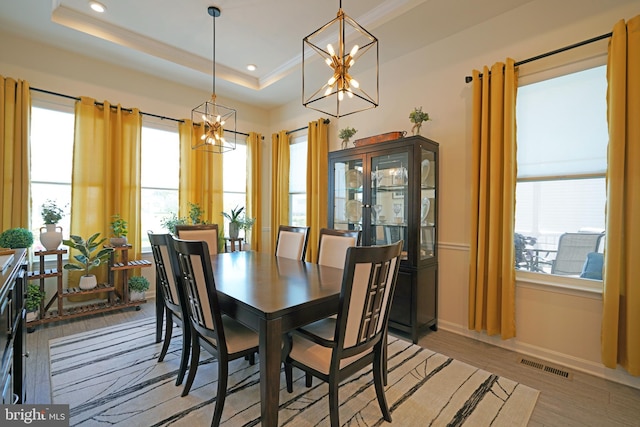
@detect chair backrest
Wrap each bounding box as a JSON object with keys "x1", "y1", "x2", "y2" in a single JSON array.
[
  {"x1": 175, "y1": 224, "x2": 219, "y2": 255},
  {"x1": 317, "y1": 228, "x2": 361, "y2": 269},
  {"x1": 148, "y1": 232, "x2": 185, "y2": 315},
  {"x1": 334, "y1": 241, "x2": 403, "y2": 360},
  {"x1": 552, "y1": 232, "x2": 605, "y2": 276},
  {"x1": 172, "y1": 237, "x2": 227, "y2": 349},
  {"x1": 275, "y1": 225, "x2": 310, "y2": 260}
]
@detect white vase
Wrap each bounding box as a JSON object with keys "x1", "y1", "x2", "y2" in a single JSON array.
[
  {"x1": 130, "y1": 291, "x2": 145, "y2": 301},
  {"x1": 79, "y1": 275, "x2": 97, "y2": 290},
  {"x1": 40, "y1": 224, "x2": 63, "y2": 251}
]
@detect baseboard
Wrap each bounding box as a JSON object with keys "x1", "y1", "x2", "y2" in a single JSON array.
[{"x1": 438, "y1": 320, "x2": 640, "y2": 390}]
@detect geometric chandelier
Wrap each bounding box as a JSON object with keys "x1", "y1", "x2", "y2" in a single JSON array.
[
  {"x1": 191, "y1": 5, "x2": 236, "y2": 153},
  {"x1": 302, "y1": 0, "x2": 379, "y2": 118}
]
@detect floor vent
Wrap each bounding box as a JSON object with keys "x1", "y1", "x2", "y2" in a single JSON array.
[{"x1": 518, "y1": 357, "x2": 572, "y2": 380}]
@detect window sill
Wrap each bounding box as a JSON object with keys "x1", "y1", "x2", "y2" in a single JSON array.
[{"x1": 515, "y1": 270, "x2": 602, "y2": 299}]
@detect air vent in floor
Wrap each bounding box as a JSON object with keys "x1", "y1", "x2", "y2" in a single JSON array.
[{"x1": 518, "y1": 357, "x2": 572, "y2": 380}]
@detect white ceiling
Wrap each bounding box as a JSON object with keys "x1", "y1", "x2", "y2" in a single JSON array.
[{"x1": 0, "y1": 0, "x2": 534, "y2": 108}]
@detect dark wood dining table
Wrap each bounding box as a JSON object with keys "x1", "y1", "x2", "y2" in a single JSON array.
[{"x1": 209, "y1": 250, "x2": 344, "y2": 427}]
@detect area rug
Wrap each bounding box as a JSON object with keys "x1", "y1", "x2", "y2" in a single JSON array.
[{"x1": 49, "y1": 318, "x2": 539, "y2": 426}]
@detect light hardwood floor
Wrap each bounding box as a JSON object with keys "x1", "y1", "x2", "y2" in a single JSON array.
[{"x1": 27, "y1": 300, "x2": 640, "y2": 426}]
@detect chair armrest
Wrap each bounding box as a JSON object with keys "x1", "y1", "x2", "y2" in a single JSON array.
[{"x1": 293, "y1": 327, "x2": 336, "y2": 348}]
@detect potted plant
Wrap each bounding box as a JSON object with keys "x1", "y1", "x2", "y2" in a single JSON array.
[
  {"x1": 128, "y1": 275, "x2": 150, "y2": 301},
  {"x1": 409, "y1": 106, "x2": 430, "y2": 135},
  {"x1": 25, "y1": 283, "x2": 46, "y2": 322},
  {"x1": 109, "y1": 214, "x2": 128, "y2": 246},
  {"x1": 63, "y1": 233, "x2": 114, "y2": 290},
  {"x1": 221, "y1": 206, "x2": 254, "y2": 239},
  {"x1": 160, "y1": 203, "x2": 206, "y2": 235},
  {"x1": 338, "y1": 127, "x2": 357, "y2": 149},
  {"x1": 0, "y1": 227, "x2": 34, "y2": 249},
  {"x1": 40, "y1": 199, "x2": 65, "y2": 251}
]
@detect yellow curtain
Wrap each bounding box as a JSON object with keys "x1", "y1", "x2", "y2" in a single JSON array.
[
  {"x1": 71, "y1": 96, "x2": 142, "y2": 290},
  {"x1": 1, "y1": 76, "x2": 30, "y2": 230},
  {"x1": 602, "y1": 15, "x2": 640, "y2": 376},
  {"x1": 246, "y1": 132, "x2": 262, "y2": 252},
  {"x1": 306, "y1": 119, "x2": 329, "y2": 262},
  {"x1": 270, "y1": 130, "x2": 290, "y2": 253},
  {"x1": 468, "y1": 58, "x2": 518, "y2": 340},
  {"x1": 178, "y1": 120, "x2": 223, "y2": 229}
]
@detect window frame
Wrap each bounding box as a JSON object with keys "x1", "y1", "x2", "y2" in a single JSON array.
[{"x1": 514, "y1": 56, "x2": 609, "y2": 292}]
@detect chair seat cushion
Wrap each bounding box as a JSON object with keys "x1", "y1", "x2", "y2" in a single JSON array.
[
  {"x1": 290, "y1": 318, "x2": 371, "y2": 375},
  {"x1": 580, "y1": 252, "x2": 604, "y2": 280},
  {"x1": 202, "y1": 315, "x2": 258, "y2": 354}
]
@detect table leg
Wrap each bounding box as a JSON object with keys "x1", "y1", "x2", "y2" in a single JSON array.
[{"x1": 259, "y1": 317, "x2": 282, "y2": 427}]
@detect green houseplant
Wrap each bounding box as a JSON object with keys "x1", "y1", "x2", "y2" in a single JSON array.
[
  {"x1": 409, "y1": 106, "x2": 430, "y2": 135},
  {"x1": 109, "y1": 214, "x2": 128, "y2": 246},
  {"x1": 63, "y1": 233, "x2": 114, "y2": 290},
  {"x1": 41, "y1": 199, "x2": 64, "y2": 225},
  {"x1": 25, "y1": 283, "x2": 46, "y2": 321},
  {"x1": 128, "y1": 275, "x2": 150, "y2": 301},
  {"x1": 338, "y1": 127, "x2": 357, "y2": 149},
  {"x1": 161, "y1": 202, "x2": 206, "y2": 235},
  {"x1": 221, "y1": 206, "x2": 254, "y2": 239},
  {"x1": 0, "y1": 228, "x2": 34, "y2": 249},
  {"x1": 40, "y1": 200, "x2": 65, "y2": 251}
]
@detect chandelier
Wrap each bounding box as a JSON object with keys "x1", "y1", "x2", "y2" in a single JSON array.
[
  {"x1": 191, "y1": 6, "x2": 236, "y2": 153},
  {"x1": 302, "y1": 0, "x2": 379, "y2": 118}
]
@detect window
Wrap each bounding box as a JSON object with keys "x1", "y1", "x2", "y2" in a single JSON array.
[
  {"x1": 289, "y1": 135, "x2": 307, "y2": 226},
  {"x1": 30, "y1": 103, "x2": 74, "y2": 252},
  {"x1": 140, "y1": 124, "x2": 180, "y2": 251},
  {"x1": 515, "y1": 65, "x2": 607, "y2": 280},
  {"x1": 221, "y1": 141, "x2": 248, "y2": 233}
]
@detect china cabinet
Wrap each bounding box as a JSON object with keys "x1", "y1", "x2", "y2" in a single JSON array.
[{"x1": 328, "y1": 135, "x2": 438, "y2": 342}]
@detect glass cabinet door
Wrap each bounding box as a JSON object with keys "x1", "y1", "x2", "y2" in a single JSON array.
[
  {"x1": 332, "y1": 158, "x2": 364, "y2": 231},
  {"x1": 370, "y1": 151, "x2": 409, "y2": 260},
  {"x1": 420, "y1": 147, "x2": 436, "y2": 261}
]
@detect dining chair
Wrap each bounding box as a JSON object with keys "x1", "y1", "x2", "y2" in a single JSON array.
[
  {"x1": 284, "y1": 241, "x2": 403, "y2": 427},
  {"x1": 148, "y1": 232, "x2": 191, "y2": 386},
  {"x1": 175, "y1": 224, "x2": 219, "y2": 255},
  {"x1": 316, "y1": 228, "x2": 361, "y2": 269},
  {"x1": 550, "y1": 232, "x2": 605, "y2": 276},
  {"x1": 171, "y1": 237, "x2": 259, "y2": 427},
  {"x1": 275, "y1": 225, "x2": 310, "y2": 260}
]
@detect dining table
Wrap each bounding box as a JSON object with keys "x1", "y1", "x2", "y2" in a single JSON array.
[{"x1": 209, "y1": 250, "x2": 344, "y2": 427}]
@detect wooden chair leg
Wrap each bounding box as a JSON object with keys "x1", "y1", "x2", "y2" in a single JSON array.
[
  {"x1": 158, "y1": 311, "x2": 173, "y2": 362},
  {"x1": 176, "y1": 323, "x2": 191, "y2": 386},
  {"x1": 374, "y1": 350, "x2": 392, "y2": 422},
  {"x1": 211, "y1": 358, "x2": 229, "y2": 427},
  {"x1": 328, "y1": 381, "x2": 340, "y2": 427},
  {"x1": 305, "y1": 372, "x2": 313, "y2": 388},
  {"x1": 182, "y1": 334, "x2": 200, "y2": 397},
  {"x1": 285, "y1": 362, "x2": 293, "y2": 393}
]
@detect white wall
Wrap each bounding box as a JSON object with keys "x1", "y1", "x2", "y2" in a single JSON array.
[{"x1": 2, "y1": 0, "x2": 640, "y2": 388}]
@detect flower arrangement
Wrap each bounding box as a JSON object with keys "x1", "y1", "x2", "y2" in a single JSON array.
[
  {"x1": 409, "y1": 107, "x2": 430, "y2": 124},
  {"x1": 409, "y1": 107, "x2": 430, "y2": 135},
  {"x1": 41, "y1": 199, "x2": 65, "y2": 225},
  {"x1": 338, "y1": 127, "x2": 357, "y2": 141},
  {"x1": 338, "y1": 127, "x2": 357, "y2": 149}
]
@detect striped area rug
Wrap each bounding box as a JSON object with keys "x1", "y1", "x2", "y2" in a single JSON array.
[{"x1": 49, "y1": 318, "x2": 539, "y2": 426}]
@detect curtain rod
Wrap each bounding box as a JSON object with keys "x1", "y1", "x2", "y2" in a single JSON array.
[
  {"x1": 464, "y1": 31, "x2": 612, "y2": 83},
  {"x1": 286, "y1": 118, "x2": 331, "y2": 135},
  {"x1": 29, "y1": 86, "x2": 258, "y2": 138}
]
